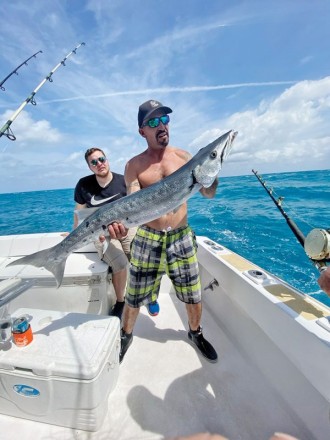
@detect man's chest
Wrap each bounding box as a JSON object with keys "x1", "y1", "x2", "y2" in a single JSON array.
[{"x1": 139, "y1": 158, "x2": 185, "y2": 187}]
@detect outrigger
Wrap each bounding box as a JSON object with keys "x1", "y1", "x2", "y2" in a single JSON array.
[
  {"x1": 0, "y1": 50, "x2": 42, "y2": 92},
  {"x1": 0, "y1": 43, "x2": 85, "y2": 141}
]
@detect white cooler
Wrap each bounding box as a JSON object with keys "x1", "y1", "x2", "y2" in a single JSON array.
[{"x1": 0, "y1": 308, "x2": 120, "y2": 431}]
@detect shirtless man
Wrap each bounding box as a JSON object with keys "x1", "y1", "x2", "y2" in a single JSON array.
[{"x1": 109, "y1": 100, "x2": 219, "y2": 364}]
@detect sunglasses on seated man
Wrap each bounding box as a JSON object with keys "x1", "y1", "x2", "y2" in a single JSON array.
[
  {"x1": 89, "y1": 156, "x2": 107, "y2": 167},
  {"x1": 142, "y1": 114, "x2": 170, "y2": 128}
]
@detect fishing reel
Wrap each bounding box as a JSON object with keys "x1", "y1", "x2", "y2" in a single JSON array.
[{"x1": 304, "y1": 229, "x2": 330, "y2": 261}]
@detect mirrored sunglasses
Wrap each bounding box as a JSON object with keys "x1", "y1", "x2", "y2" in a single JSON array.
[
  {"x1": 90, "y1": 156, "x2": 107, "y2": 167},
  {"x1": 142, "y1": 114, "x2": 170, "y2": 128}
]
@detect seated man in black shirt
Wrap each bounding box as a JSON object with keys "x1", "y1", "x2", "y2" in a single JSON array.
[{"x1": 74, "y1": 147, "x2": 136, "y2": 319}]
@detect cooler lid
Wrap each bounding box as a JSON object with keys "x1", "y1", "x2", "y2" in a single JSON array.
[{"x1": 0, "y1": 308, "x2": 120, "y2": 380}]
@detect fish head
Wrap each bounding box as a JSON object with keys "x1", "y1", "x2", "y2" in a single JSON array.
[{"x1": 192, "y1": 130, "x2": 237, "y2": 188}]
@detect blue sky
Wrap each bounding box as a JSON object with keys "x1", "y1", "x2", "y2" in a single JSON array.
[{"x1": 0, "y1": 0, "x2": 329, "y2": 193}]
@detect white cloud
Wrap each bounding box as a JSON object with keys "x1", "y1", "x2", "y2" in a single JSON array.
[
  {"x1": 0, "y1": 110, "x2": 63, "y2": 144},
  {"x1": 68, "y1": 151, "x2": 82, "y2": 161},
  {"x1": 1, "y1": 77, "x2": 329, "y2": 192},
  {"x1": 187, "y1": 77, "x2": 330, "y2": 175},
  {"x1": 229, "y1": 78, "x2": 329, "y2": 166}
]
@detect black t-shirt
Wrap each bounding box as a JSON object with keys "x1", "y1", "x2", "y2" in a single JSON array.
[{"x1": 74, "y1": 172, "x2": 126, "y2": 208}]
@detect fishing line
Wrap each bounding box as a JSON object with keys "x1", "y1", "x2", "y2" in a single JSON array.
[{"x1": 256, "y1": 182, "x2": 318, "y2": 231}]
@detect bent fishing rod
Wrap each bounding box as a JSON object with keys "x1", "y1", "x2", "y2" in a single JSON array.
[
  {"x1": 252, "y1": 169, "x2": 329, "y2": 274},
  {"x1": 0, "y1": 50, "x2": 43, "y2": 92},
  {"x1": 0, "y1": 42, "x2": 85, "y2": 141}
]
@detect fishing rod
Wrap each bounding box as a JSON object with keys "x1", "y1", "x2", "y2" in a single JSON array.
[
  {"x1": 252, "y1": 169, "x2": 329, "y2": 274},
  {"x1": 0, "y1": 42, "x2": 85, "y2": 141},
  {"x1": 0, "y1": 50, "x2": 43, "y2": 92}
]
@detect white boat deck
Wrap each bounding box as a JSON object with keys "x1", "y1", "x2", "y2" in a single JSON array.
[
  {"x1": 0, "y1": 233, "x2": 329, "y2": 440},
  {"x1": 0, "y1": 278, "x2": 315, "y2": 440}
]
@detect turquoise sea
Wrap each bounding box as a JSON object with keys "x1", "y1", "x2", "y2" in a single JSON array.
[{"x1": 0, "y1": 169, "x2": 329, "y2": 306}]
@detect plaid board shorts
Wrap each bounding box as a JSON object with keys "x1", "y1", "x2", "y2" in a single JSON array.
[{"x1": 126, "y1": 225, "x2": 202, "y2": 307}]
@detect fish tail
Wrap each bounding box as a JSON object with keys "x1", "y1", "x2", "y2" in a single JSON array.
[{"x1": 6, "y1": 248, "x2": 66, "y2": 288}]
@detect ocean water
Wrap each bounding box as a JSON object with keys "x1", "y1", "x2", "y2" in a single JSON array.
[{"x1": 0, "y1": 169, "x2": 329, "y2": 307}]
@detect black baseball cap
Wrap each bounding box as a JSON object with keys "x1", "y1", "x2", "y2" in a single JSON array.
[{"x1": 138, "y1": 100, "x2": 172, "y2": 127}]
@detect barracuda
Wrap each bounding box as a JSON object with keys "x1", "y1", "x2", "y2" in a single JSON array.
[{"x1": 7, "y1": 130, "x2": 237, "y2": 287}]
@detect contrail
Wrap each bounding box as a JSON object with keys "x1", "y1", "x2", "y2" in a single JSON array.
[{"x1": 39, "y1": 81, "x2": 297, "y2": 104}]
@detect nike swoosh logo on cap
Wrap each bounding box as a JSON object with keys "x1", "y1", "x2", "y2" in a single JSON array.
[{"x1": 90, "y1": 193, "x2": 121, "y2": 206}]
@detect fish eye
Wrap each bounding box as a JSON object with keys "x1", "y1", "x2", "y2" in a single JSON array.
[{"x1": 210, "y1": 150, "x2": 217, "y2": 159}]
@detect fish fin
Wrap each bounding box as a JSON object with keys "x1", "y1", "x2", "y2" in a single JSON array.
[{"x1": 6, "y1": 248, "x2": 66, "y2": 288}]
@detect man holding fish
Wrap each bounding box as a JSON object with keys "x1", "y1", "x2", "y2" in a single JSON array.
[
  {"x1": 109, "y1": 100, "x2": 222, "y2": 364},
  {"x1": 7, "y1": 102, "x2": 236, "y2": 365}
]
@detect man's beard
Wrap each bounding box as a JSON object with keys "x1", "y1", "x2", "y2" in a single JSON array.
[
  {"x1": 156, "y1": 129, "x2": 169, "y2": 147},
  {"x1": 158, "y1": 137, "x2": 169, "y2": 147}
]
